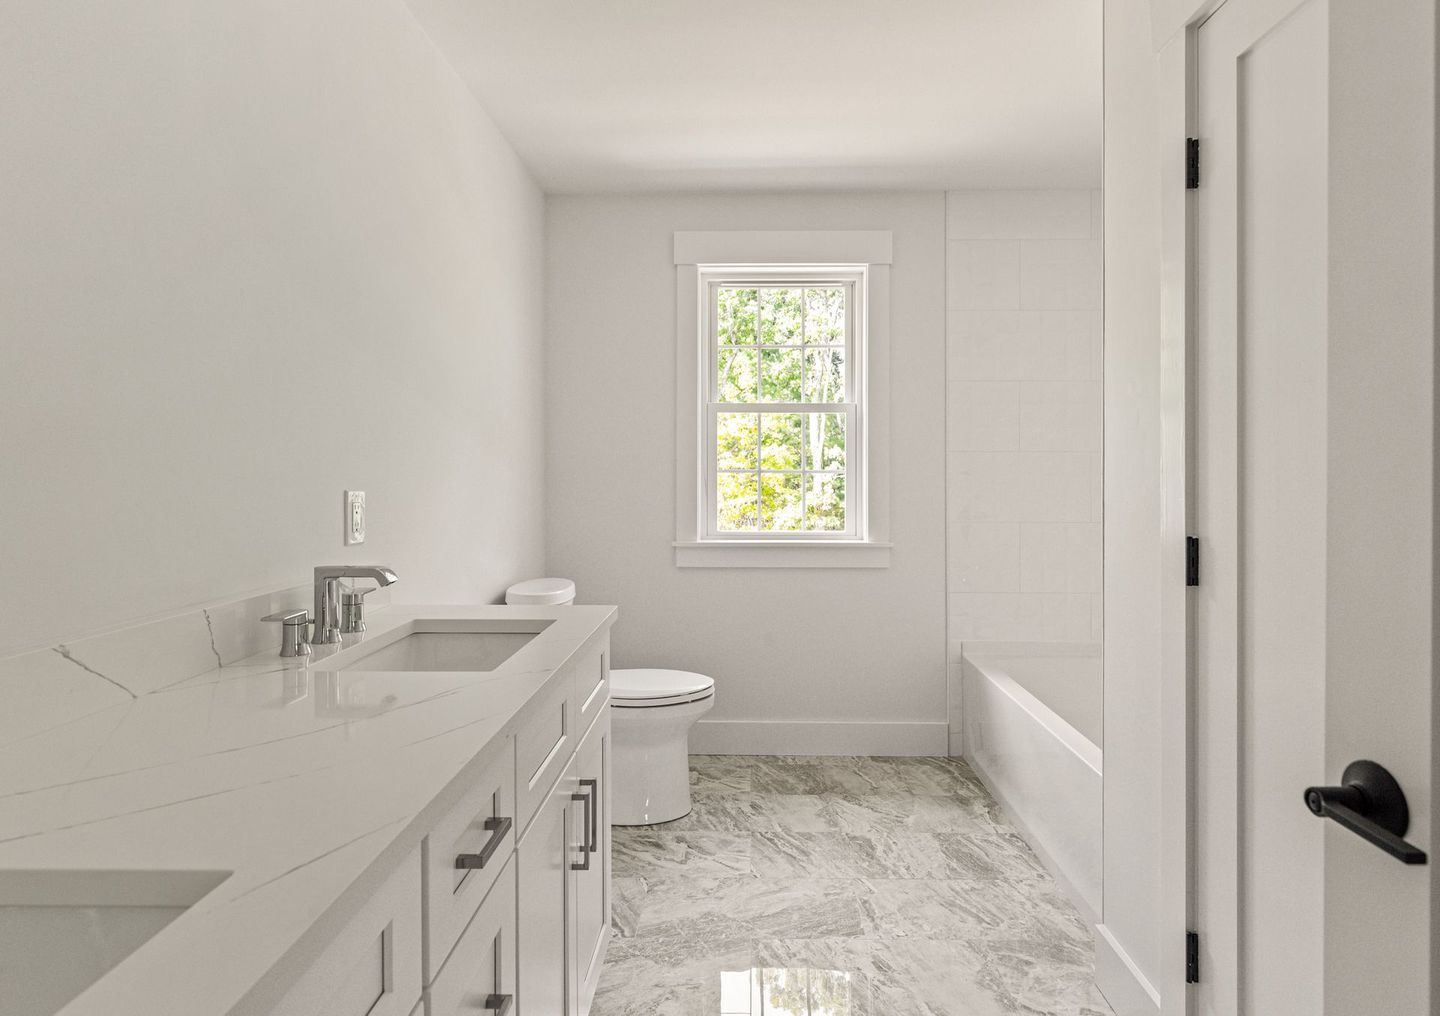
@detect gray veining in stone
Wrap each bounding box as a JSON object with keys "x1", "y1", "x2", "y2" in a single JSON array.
[
  {"x1": 592, "y1": 755, "x2": 1111, "y2": 1016},
  {"x1": 53, "y1": 644, "x2": 136, "y2": 698}
]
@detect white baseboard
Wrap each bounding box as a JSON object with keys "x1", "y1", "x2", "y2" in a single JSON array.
[
  {"x1": 1093, "y1": 923, "x2": 1161, "y2": 1016},
  {"x1": 689, "y1": 719, "x2": 949, "y2": 756}
]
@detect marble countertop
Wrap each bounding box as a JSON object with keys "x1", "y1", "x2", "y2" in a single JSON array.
[{"x1": 0, "y1": 604, "x2": 617, "y2": 1016}]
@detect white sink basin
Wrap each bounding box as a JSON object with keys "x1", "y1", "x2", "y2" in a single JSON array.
[
  {"x1": 343, "y1": 630, "x2": 542, "y2": 672},
  {"x1": 0, "y1": 868, "x2": 229, "y2": 1015}
]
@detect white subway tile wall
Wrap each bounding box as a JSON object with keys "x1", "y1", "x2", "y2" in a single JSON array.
[
  {"x1": 946, "y1": 190, "x2": 1103, "y2": 656},
  {"x1": 946, "y1": 189, "x2": 1094, "y2": 241}
]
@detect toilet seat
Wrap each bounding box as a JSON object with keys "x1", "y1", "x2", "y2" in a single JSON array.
[{"x1": 610, "y1": 669, "x2": 714, "y2": 708}]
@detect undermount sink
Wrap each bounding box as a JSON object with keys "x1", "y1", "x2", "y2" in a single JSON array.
[
  {"x1": 342, "y1": 625, "x2": 549, "y2": 673},
  {"x1": 0, "y1": 868, "x2": 229, "y2": 1015}
]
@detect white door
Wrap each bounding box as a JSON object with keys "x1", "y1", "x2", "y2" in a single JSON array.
[{"x1": 1194, "y1": 0, "x2": 1436, "y2": 1013}]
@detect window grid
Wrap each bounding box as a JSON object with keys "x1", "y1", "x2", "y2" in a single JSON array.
[{"x1": 712, "y1": 407, "x2": 848, "y2": 533}]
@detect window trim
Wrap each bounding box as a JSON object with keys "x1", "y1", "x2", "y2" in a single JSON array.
[
  {"x1": 701, "y1": 266, "x2": 865, "y2": 541},
  {"x1": 673, "y1": 230, "x2": 893, "y2": 569}
]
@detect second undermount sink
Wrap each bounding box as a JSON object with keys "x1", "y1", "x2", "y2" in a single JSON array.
[
  {"x1": 343, "y1": 626, "x2": 548, "y2": 673},
  {"x1": 0, "y1": 868, "x2": 229, "y2": 1015}
]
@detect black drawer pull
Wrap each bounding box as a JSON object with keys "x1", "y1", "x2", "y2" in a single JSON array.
[
  {"x1": 455, "y1": 816, "x2": 512, "y2": 870},
  {"x1": 483, "y1": 993, "x2": 514, "y2": 1015},
  {"x1": 1304, "y1": 760, "x2": 1427, "y2": 865},
  {"x1": 570, "y1": 785, "x2": 593, "y2": 871},
  {"x1": 579, "y1": 777, "x2": 599, "y2": 854}
]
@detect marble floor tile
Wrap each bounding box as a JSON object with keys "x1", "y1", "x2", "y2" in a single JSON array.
[
  {"x1": 746, "y1": 756, "x2": 925, "y2": 796},
  {"x1": 612, "y1": 875, "x2": 648, "y2": 938},
  {"x1": 689, "y1": 755, "x2": 752, "y2": 794},
  {"x1": 622, "y1": 876, "x2": 870, "y2": 942},
  {"x1": 868, "y1": 756, "x2": 995, "y2": 798},
  {"x1": 852, "y1": 878, "x2": 1063, "y2": 942},
  {"x1": 591, "y1": 935, "x2": 753, "y2": 1016},
  {"x1": 933, "y1": 830, "x2": 1052, "y2": 882},
  {"x1": 611, "y1": 829, "x2": 752, "y2": 878},
  {"x1": 809, "y1": 790, "x2": 1005, "y2": 836},
  {"x1": 651, "y1": 788, "x2": 764, "y2": 834},
  {"x1": 593, "y1": 755, "x2": 1111, "y2": 1016},
  {"x1": 751, "y1": 828, "x2": 955, "y2": 879},
  {"x1": 984, "y1": 936, "x2": 1114, "y2": 1016},
  {"x1": 752, "y1": 937, "x2": 1015, "y2": 1016}
]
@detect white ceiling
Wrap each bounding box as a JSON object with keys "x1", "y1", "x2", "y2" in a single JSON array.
[{"x1": 408, "y1": 0, "x2": 1101, "y2": 193}]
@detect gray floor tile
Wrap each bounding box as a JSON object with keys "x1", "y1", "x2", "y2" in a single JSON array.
[{"x1": 592, "y1": 755, "x2": 1110, "y2": 1016}]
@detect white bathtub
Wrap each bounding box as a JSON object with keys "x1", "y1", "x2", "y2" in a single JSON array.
[{"x1": 961, "y1": 642, "x2": 1102, "y2": 922}]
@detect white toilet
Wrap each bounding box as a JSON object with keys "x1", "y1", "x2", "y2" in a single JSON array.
[
  {"x1": 504, "y1": 578, "x2": 715, "y2": 826},
  {"x1": 608, "y1": 668, "x2": 714, "y2": 825}
]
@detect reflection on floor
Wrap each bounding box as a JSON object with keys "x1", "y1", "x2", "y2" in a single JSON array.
[{"x1": 592, "y1": 756, "x2": 1111, "y2": 1016}]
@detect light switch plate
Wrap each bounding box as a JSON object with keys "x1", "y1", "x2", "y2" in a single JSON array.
[{"x1": 345, "y1": 491, "x2": 366, "y2": 545}]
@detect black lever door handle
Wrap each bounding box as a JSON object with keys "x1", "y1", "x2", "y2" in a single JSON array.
[{"x1": 1304, "y1": 760, "x2": 1427, "y2": 865}]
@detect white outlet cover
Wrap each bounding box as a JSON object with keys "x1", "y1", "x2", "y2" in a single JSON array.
[{"x1": 345, "y1": 491, "x2": 366, "y2": 545}]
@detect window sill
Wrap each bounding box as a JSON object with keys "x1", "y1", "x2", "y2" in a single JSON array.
[{"x1": 673, "y1": 540, "x2": 892, "y2": 569}]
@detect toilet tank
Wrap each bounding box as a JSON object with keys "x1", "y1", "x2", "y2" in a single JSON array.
[{"x1": 504, "y1": 577, "x2": 576, "y2": 606}]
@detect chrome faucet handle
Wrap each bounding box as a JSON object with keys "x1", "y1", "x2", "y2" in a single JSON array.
[
  {"x1": 339, "y1": 587, "x2": 376, "y2": 635},
  {"x1": 262, "y1": 610, "x2": 312, "y2": 658}
]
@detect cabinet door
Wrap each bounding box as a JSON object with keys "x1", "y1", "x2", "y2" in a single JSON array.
[
  {"x1": 429, "y1": 856, "x2": 517, "y2": 1016},
  {"x1": 516, "y1": 757, "x2": 579, "y2": 1016},
  {"x1": 570, "y1": 711, "x2": 610, "y2": 1016}
]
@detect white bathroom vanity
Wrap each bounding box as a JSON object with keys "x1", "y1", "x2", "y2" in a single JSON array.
[{"x1": 0, "y1": 604, "x2": 616, "y2": 1016}]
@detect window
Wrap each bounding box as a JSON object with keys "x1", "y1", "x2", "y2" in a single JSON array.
[
  {"x1": 703, "y1": 267, "x2": 865, "y2": 540},
  {"x1": 673, "y1": 229, "x2": 892, "y2": 568}
]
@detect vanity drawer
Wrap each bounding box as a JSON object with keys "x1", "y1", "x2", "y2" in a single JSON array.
[
  {"x1": 574, "y1": 646, "x2": 609, "y2": 738},
  {"x1": 428, "y1": 856, "x2": 517, "y2": 1016},
  {"x1": 423, "y1": 741, "x2": 516, "y2": 982},
  {"x1": 514, "y1": 673, "x2": 573, "y2": 836},
  {"x1": 272, "y1": 845, "x2": 422, "y2": 1016}
]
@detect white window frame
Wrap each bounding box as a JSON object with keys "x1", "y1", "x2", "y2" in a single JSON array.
[
  {"x1": 673, "y1": 230, "x2": 893, "y2": 568},
  {"x1": 702, "y1": 266, "x2": 865, "y2": 542}
]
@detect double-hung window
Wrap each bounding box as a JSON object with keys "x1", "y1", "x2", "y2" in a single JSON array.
[
  {"x1": 702, "y1": 267, "x2": 865, "y2": 539},
  {"x1": 674, "y1": 229, "x2": 891, "y2": 568}
]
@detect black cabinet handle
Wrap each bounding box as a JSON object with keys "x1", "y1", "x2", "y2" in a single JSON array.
[
  {"x1": 483, "y1": 993, "x2": 514, "y2": 1015},
  {"x1": 455, "y1": 815, "x2": 512, "y2": 870},
  {"x1": 1304, "y1": 760, "x2": 1427, "y2": 865},
  {"x1": 570, "y1": 785, "x2": 593, "y2": 871},
  {"x1": 579, "y1": 777, "x2": 599, "y2": 854}
]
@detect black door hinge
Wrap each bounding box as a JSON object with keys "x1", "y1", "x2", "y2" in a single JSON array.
[
  {"x1": 1186, "y1": 138, "x2": 1200, "y2": 189},
  {"x1": 1186, "y1": 536, "x2": 1200, "y2": 586},
  {"x1": 1186, "y1": 931, "x2": 1200, "y2": 983}
]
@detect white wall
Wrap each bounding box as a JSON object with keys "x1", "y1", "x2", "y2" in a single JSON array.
[
  {"x1": 544, "y1": 193, "x2": 947, "y2": 754},
  {"x1": 1096, "y1": 0, "x2": 1164, "y2": 1009},
  {"x1": 944, "y1": 190, "x2": 1104, "y2": 647},
  {"x1": 0, "y1": 1, "x2": 546, "y2": 656},
  {"x1": 944, "y1": 190, "x2": 1104, "y2": 753}
]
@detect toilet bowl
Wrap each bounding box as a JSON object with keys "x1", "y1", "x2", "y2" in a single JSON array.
[
  {"x1": 609, "y1": 669, "x2": 715, "y2": 826},
  {"x1": 503, "y1": 578, "x2": 715, "y2": 827}
]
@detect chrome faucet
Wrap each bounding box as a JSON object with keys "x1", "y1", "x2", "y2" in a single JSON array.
[{"x1": 312, "y1": 565, "x2": 397, "y2": 645}]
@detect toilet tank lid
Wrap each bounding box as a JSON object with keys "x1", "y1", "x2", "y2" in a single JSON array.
[
  {"x1": 610, "y1": 669, "x2": 714, "y2": 701},
  {"x1": 504, "y1": 577, "x2": 575, "y2": 605}
]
